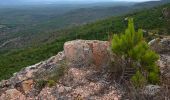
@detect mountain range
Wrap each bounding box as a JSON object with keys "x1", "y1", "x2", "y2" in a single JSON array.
[{"x1": 0, "y1": 0, "x2": 169, "y2": 50}]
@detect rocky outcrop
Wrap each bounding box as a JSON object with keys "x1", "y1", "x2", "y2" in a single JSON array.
[
  {"x1": 36, "y1": 66, "x2": 121, "y2": 100},
  {"x1": 0, "y1": 40, "x2": 121, "y2": 100},
  {"x1": 0, "y1": 38, "x2": 170, "y2": 100},
  {"x1": 64, "y1": 40, "x2": 111, "y2": 68}
]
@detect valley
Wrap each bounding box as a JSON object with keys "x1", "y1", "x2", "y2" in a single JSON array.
[{"x1": 0, "y1": 0, "x2": 169, "y2": 50}]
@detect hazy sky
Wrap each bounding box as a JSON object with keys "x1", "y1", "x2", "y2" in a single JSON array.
[
  {"x1": 0, "y1": 0, "x2": 161, "y2": 3},
  {"x1": 0, "y1": 0, "x2": 161, "y2": 5},
  {"x1": 31, "y1": 0, "x2": 160, "y2": 2}
]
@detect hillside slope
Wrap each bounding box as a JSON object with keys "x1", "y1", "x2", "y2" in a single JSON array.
[
  {"x1": 0, "y1": 2, "x2": 134, "y2": 49},
  {"x1": 0, "y1": 3, "x2": 169, "y2": 81},
  {"x1": 1, "y1": 0, "x2": 169, "y2": 50}
]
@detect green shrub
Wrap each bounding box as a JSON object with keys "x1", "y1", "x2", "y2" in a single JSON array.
[
  {"x1": 148, "y1": 70, "x2": 160, "y2": 84},
  {"x1": 48, "y1": 61, "x2": 67, "y2": 82},
  {"x1": 111, "y1": 18, "x2": 160, "y2": 87},
  {"x1": 47, "y1": 80, "x2": 56, "y2": 87},
  {"x1": 34, "y1": 60, "x2": 67, "y2": 83},
  {"x1": 131, "y1": 71, "x2": 147, "y2": 88},
  {"x1": 35, "y1": 79, "x2": 47, "y2": 90},
  {"x1": 35, "y1": 61, "x2": 67, "y2": 89}
]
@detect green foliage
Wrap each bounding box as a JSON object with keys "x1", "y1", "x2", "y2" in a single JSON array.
[
  {"x1": 128, "y1": 42, "x2": 149, "y2": 61},
  {"x1": 111, "y1": 18, "x2": 160, "y2": 86},
  {"x1": 47, "y1": 80, "x2": 56, "y2": 87},
  {"x1": 141, "y1": 50, "x2": 159, "y2": 67},
  {"x1": 34, "y1": 60, "x2": 67, "y2": 84},
  {"x1": 148, "y1": 71, "x2": 160, "y2": 84},
  {"x1": 112, "y1": 18, "x2": 144, "y2": 57},
  {"x1": 34, "y1": 61, "x2": 67, "y2": 89},
  {"x1": 131, "y1": 71, "x2": 147, "y2": 88},
  {"x1": 48, "y1": 61, "x2": 67, "y2": 82},
  {"x1": 0, "y1": 42, "x2": 64, "y2": 80},
  {"x1": 35, "y1": 80, "x2": 47, "y2": 90}
]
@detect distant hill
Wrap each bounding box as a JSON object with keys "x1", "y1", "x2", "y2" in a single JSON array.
[
  {"x1": 0, "y1": 4, "x2": 130, "y2": 50},
  {"x1": 0, "y1": 0, "x2": 169, "y2": 50},
  {"x1": 134, "y1": 0, "x2": 170, "y2": 8}
]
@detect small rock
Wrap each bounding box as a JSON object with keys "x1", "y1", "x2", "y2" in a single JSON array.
[
  {"x1": 22, "y1": 79, "x2": 34, "y2": 94},
  {"x1": 58, "y1": 86, "x2": 65, "y2": 93},
  {"x1": 144, "y1": 85, "x2": 161, "y2": 96},
  {"x1": 64, "y1": 86, "x2": 72, "y2": 92},
  {"x1": 149, "y1": 38, "x2": 170, "y2": 53}
]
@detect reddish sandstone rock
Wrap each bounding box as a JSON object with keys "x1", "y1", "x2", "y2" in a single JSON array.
[
  {"x1": 64, "y1": 40, "x2": 111, "y2": 68},
  {"x1": 91, "y1": 40, "x2": 110, "y2": 68}
]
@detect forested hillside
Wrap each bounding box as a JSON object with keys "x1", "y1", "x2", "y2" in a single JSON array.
[
  {"x1": 0, "y1": 3, "x2": 169, "y2": 81},
  {"x1": 0, "y1": 0, "x2": 169, "y2": 50},
  {"x1": 0, "y1": 2, "x2": 134, "y2": 49}
]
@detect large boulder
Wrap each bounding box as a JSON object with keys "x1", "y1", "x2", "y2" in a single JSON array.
[{"x1": 64, "y1": 40, "x2": 111, "y2": 68}]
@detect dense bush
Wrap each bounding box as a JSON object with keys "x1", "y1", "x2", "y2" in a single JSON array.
[
  {"x1": 131, "y1": 71, "x2": 146, "y2": 88},
  {"x1": 111, "y1": 18, "x2": 160, "y2": 87}
]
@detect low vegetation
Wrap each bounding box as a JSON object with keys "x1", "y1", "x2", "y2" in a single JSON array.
[
  {"x1": 34, "y1": 60, "x2": 67, "y2": 89},
  {"x1": 35, "y1": 79, "x2": 47, "y2": 92}
]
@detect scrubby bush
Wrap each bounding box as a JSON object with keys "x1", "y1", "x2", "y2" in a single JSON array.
[
  {"x1": 33, "y1": 60, "x2": 67, "y2": 91},
  {"x1": 35, "y1": 79, "x2": 47, "y2": 90},
  {"x1": 47, "y1": 61, "x2": 67, "y2": 82},
  {"x1": 34, "y1": 60, "x2": 67, "y2": 82},
  {"x1": 111, "y1": 18, "x2": 160, "y2": 87},
  {"x1": 47, "y1": 80, "x2": 56, "y2": 87}
]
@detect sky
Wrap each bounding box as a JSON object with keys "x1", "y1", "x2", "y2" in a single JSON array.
[
  {"x1": 0, "y1": 0, "x2": 161, "y2": 3},
  {"x1": 0, "y1": 0, "x2": 161, "y2": 6},
  {"x1": 34, "y1": 0, "x2": 160, "y2": 2}
]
